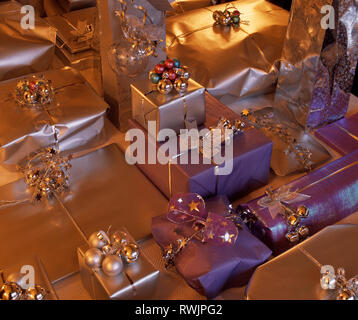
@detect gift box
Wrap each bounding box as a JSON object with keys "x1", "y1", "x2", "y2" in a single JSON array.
[
  {"x1": 152, "y1": 195, "x2": 272, "y2": 299},
  {"x1": 0, "y1": 1, "x2": 56, "y2": 82},
  {"x1": 78, "y1": 229, "x2": 159, "y2": 300},
  {"x1": 0, "y1": 144, "x2": 168, "y2": 282},
  {"x1": 0, "y1": 256, "x2": 58, "y2": 300},
  {"x1": 97, "y1": 0, "x2": 170, "y2": 128},
  {"x1": 170, "y1": 0, "x2": 213, "y2": 13},
  {"x1": 275, "y1": 0, "x2": 358, "y2": 128},
  {"x1": 246, "y1": 224, "x2": 358, "y2": 300},
  {"x1": 240, "y1": 149, "x2": 358, "y2": 255},
  {"x1": 131, "y1": 78, "x2": 206, "y2": 137},
  {"x1": 166, "y1": 0, "x2": 289, "y2": 104},
  {"x1": 0, "y1": 67, "x2": 108, "y2": 166},
  {"x1": 128, "y1": 93, "x2": 273, "y2": 200},
  {"x1": 57, "y1": 0, "x2": 96, "y2": 12},
  {"x1": 314, "y1": 112, "x2": 358, "y2": 156}
]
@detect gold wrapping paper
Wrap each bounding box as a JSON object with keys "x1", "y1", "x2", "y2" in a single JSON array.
[
  {"x1": 170, "y1": 0, "x2": 212, "y2": 13},
  {"x1": 0, "y1": 1, "x2": 56, "y2": 81},
  {"x1": 166, "y1": 0, "x2": 289, "y2": 104},
  {"x1": 0, "y1": 67, "x2": 108, "y2": 166},
  {"x1": 131, "y1": 78, "x2": 206, "y2": 137},
  {"x1": 246, "y1": 224, "x2": 358, "y2": 300},
  {"x1": 0, "y1": 144, "x2": 168, "y2": 282},
  {"x1": 0, "y1": 256, "x2": 58, "y2": 300},
  {"x1": 77, "y1": 230, "x2": 159, "y2": 300},
  {"x1": 57, "y1": 0, "x2": 96, "y2": 12}
]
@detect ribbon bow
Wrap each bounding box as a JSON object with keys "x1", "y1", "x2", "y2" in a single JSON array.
[
  {"x1": 164, "y1": 193, "x2": 240, "y2": 268},
  {"x1": 70, "y1": 20, "x2": 94, "y2": 43}
]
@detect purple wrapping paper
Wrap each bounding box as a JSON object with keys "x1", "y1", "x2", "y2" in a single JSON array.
[
  {"x1": 242, "y1": 149, "x2": 358, "y2": 255},
  {"x1": 128, "y1": 118, "x2": 272, "y2": 200},
  {"x1": 151, "y1": 196, "x2": 272, "y2": 298},
  {"x1": 314, "y1": 112, "x2": 358, "y2": 156}
]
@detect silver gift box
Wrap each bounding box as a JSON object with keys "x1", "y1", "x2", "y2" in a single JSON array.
[
  {"x1": 131, "y1": 78, "x2": 206, "y2": 137},
  {"x1": 0, "y1": 256, "x2": 58, "y2": 300},
  {"x1": 78, "y1": 231, "x2": 159, "y2": 300},
  {"x1": 0, "y1": 67, "x2": 108, "y2": 166}
]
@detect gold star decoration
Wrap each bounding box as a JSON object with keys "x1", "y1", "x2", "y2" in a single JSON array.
[
  {"x1": 188, "y1": 200, "x2": 200, "y2": 212},
  {"x1": 241, "y1": 109, "x2": 250, "y2": 117},
  {"x1": 221, "y1": 232, "x2": 235, "y2": 243},
  {"x1": 169, "y1": 205, "x2": 175, "y2": 211},
  {"x1": 221, "y1": 221, "x2": 228, "y2": 227},
  {"x1": 207, "y1": 218, "x2": 213, "y2": 223},
  {"x1": 207, "y1": 231, "x2": 214, "y2": 239}
]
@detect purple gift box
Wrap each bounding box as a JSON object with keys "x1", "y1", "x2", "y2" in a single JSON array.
[
  {"x1": 314, "y1": 112, "x2": 358, "y2": 156},
  {"x1": 151, "y1": 195, "x2": 272, "y2": 298},
  {"x1": 129, "y1": 118, "x2": 272, "y2": 200},
  {"x1": 241, "y1": 149, "x2": 358, "y2": 255}
]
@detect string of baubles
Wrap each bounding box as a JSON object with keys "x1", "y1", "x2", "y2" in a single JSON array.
[{"x1": 149, "y1": 58, "x2": 190, "y2": 94}]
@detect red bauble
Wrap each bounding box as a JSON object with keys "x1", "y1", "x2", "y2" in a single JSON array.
[
  {"x1": 154, "y1": 64, "x2": 166, "y2": 74},
  {"x1": 168, "y1": 69, "x2": 177, "y2": 81},
  {"x1": 164, "y1": 59, "x2": 175, "y2": 69},
  {"x1": 29, "y1": 81, "x2": 37, "y2": 91}
]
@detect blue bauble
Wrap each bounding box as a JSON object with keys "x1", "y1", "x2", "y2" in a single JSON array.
[
  {"x1": 173, "y1": 59, "x2": 181, "y2": 68},
  {"x1": 150, "y1": 73, "x2": 161, "y2": 84}
]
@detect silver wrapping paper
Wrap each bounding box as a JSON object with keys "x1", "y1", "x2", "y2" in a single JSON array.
[
  {"x1": 131, "y1": 78, "x2": 206, "y2": 137},
  {"x1": 0, "y1": 144, "x2": 168, "y2": 282},
  {"x1": 78, "y1": 230, "x2": 159, "y2": 300},
  {"x1": 166, "y1": 0, "x2": 289, "y2": 105},
  {"x1": 275, "y1": 0, "x2": 358, "y2": 128},
  {"x1": 97, "y1": 0, "x2": 170, "y2": 129},
  {"x1": 0, "y1": 1, "x2": 56, "y2": 81},
  {"x1": 0, "y1": 256, "x2": 58, "y2": 300},
  {"x1": 0, "y1": 67, "x2": 108, "y2": 167}
]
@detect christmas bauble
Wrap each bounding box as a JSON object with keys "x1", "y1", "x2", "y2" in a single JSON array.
[
  {"x1": 150, "y1": 72, "x2": 161, "y2": 84},
  {"x1": 213, "y1": 10, "x2": 222, "y2": 22},
  {"x1": 157, "y1": 79, "x2": 173, "y2": 94},
  {"x1": 111, "y1": 230, "x2": 131, "y2": 247},
  {"x1": 84, "y1": 248, "x2": 104, "y2": 269},
  {"x1": 154, "y1": 63, "x2": 166, "y2": 74},
  {"x1": 297, "y1": 205, "x2": 309, "y2": 217},
  {"x1": 173, "y1": 59, "x2": 181, "y2": 68},
  {"x1": 88, "y1": 230, "x2": 110, "y2": 249},
  {"x1": 25, "y1": 285, "x2": 46, "y2": 300},
  {"x1": 102, "y1": 255, "x2": 123, "y2": 277},
  {"x1": 0, "y1": 283, "x2": 22, "y2": 300},
  {"x1": 121, "y1": 243, "x2": 140, "y2": 263},
  {"x1": 174, "y1": 77, "x2": 188, "y2": 94},
  {"x1": 168, "y1": 69, "x2": 177, "y2": 81},
  {"x1": 164, "y1": 59, "x2": 175, "y2": 69}
]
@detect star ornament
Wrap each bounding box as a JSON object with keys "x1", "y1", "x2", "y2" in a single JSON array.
[
  {"x1": 220, "y1": 232, "x2": 236, "y2": 243},
  {"x1": 188, "y1": 200, "x2": 200, "y2": 213},
  {"x1": 241, "y1": 109, "x2": 250, "y2": 117}
]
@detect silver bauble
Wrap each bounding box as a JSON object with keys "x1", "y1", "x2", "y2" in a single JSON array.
[
  {"x1": 174, "y1": 77, "x2": 189, "y2": 94},
  {"x1": 219, "y1": 15, "x2": 231, "y2": 26},
  {"x1": 88, "y1": 230, "x2": 110, "y2": 249},
  {"x1": 111, "y1": 230, "x2": 130, "y2": 247},
  {"x1": 157, "y1": 79, "x2": 173, "y2": 94},
  {"x1": 102, "y1": 244, "x2": 117, "y2": 255},
  {"x1": 6, "y1": 272, "x2": 27, "y2": 289},
  {"x1": 25, "y1": 285, "x2": 47, "y2": 300},
  {"x1": 182, "y1": 68, "x2": 190, "y2": 80},
  {"x1": 121, "y1": 243, "x2": 140, "y2": 263},
  {"x1": 0, "y1": 283, "x2": 22, "y2": 300},
  {"x1": 102, "y1": 255, "x2": 123, "y2": 277},
  {"x1": 84, "y1": 247, "x2": 104, "y2": 269}
]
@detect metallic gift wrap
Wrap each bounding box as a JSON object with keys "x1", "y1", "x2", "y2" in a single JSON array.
[
  {"x1": 0, "y1": 1, "x2": 56, "y2": 82},
  {"x1": 129, "y1": 93, "x2": 273, "y2": 200},
  {"x1": 77, "y1": 230, "x2": 159, "y2": 300},
  {"x1": 166, "y1": 0, "x2": 289, "y2": 104},
  {"x1": 131, "y1": 78, "x2": 206, "y2": 137},
  {"x1": 97, "y1": 0, "x2": 169, "y2": 128},
  {"x1": 0, "y1": 144, "x2": 168, "y2": 282},
  {"x1": 249, "y1": 107, "x2": 330, "y2": 176},
  {"x1": 170, "y1": 0, "x2": 213, "y2": 13},
  {"x1": 315, "y1": 112, "x2": 358, "y2": 156},
  {"x1": 242, "y1": 149, "x2": 358, "y2": 255},
  {"x1": 57, "y1": 0, "x2": 96, "y2": 12},
  {"x1": 152, "y1": 195, "x2": 272, "y2": 299},
  {"x1": 0, "y1": 67, "x2": 108, "y2": 166},
  {"x1": 275, "y1": 0, "x2": 358, "y2": 128},
  {"x1": 246, "y1": 224, "x2": 358, "y2": 300},
  {"x1": 0, "y1": 256, "x2": 58, "y2": 300}
]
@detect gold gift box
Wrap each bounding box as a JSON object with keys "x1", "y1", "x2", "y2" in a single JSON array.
[{"x1": 131, "y1": 78, "x2": 206, "y2": 138}]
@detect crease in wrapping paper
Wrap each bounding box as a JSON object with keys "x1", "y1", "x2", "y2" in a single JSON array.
[
  {"x1": 58, "y1": 0, "x2": 96, "y2": 12},
  {"x1": 275, "y1": 0, "x2": 358, "y2": 128},
  {"x1": 166, "y1": 0, "x2": 289, "y2": 102},
  {"x1": 0, "y1": 1, "x2": 56, "y2": 81},
  {"x1": 0, "y1": 144, "x2": 168, "y2": 282},
  {"x1": 0, "y1": 67, "x2": 108, "y2": 167},
  {"x1": 245, "y1": 224, "x2": 358, "y2": 300},
  {"x1": 246, "y1": 150, "x2": 358, "y2": 253}
]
